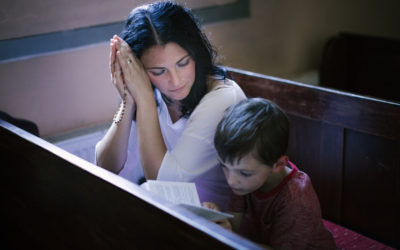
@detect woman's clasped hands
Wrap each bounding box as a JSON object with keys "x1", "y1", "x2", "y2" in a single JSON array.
[{"x1": 110, "y1": 35, "x2": 154, "y2": 109}]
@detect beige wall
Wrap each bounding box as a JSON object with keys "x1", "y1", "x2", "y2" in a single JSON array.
[
  {"x1": 1, "y1": 0, "x2": 400, "y2": 137},
  {"x1": 0, "y1": 44, "x2": 115, "y2": 136},
  {"x1": 207, "y1": 0, "x2": 400, "y2": 77},
  {"x1": 0, "y1": 0, "x2": 235, "y2": 39}
]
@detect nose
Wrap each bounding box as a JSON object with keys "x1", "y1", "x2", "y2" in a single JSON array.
[
  {"x1": 168, "y1": 69, "x2": 180, "y2": 87},
  {"x1": 226, "y1": 172, "x2": 239, "y2": 186}
]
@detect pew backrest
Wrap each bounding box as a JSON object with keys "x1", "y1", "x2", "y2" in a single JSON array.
[
  {"x1": 227, "y1": 67, "x2": 400, "y2": 248},
  {"x1": 0, "y1": 119, "x2": 259, "y2": 250}
]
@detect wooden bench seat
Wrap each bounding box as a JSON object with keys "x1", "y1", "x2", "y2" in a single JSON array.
[{"x1": 323, "y1": 220, "x2": 395, "y2": 250}]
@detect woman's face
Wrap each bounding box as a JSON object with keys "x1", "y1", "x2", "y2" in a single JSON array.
[{"x1": 140, "y1": 42, "x2": 196, "y2": 102}]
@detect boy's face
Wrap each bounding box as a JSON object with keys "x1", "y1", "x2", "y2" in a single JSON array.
[{"x1": 220, "y1": 153, "x2": 272, "y2": 196}]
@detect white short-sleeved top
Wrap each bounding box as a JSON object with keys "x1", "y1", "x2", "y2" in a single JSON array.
[{"x1": 119, "y1": 78, "x2": 246, "y2": 209}]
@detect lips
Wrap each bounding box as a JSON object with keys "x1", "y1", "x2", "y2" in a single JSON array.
[
  {"x1": 170, "y1": 85, "x2": 185, "y2": 92},
  {"x1": 231, "y1": 188, "x2": 244, "y2": 194}
]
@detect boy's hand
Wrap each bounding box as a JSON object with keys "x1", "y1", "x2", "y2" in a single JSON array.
[
  {"x1": 214, "y1": 218, "x2": 233, "y2": 231},
  {"x1": 202, "y1": 202, "x2": 233, "y2": 231},
  {"x1": 202, "y1": 202, "x2": 221, "y2": 211}
]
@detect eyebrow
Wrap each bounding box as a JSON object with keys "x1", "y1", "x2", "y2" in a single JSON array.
[
  {"x1": 220, "y1": 160, "x2": 259, "y2": 172},
  {"x1": 177, "y1": 55, "x2": 190, "y2": 63},
  {"x1": 145, "y1": 55, "x2": 190, "y2": 70}
]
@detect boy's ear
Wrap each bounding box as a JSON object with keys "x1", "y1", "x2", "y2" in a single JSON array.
[{"x1": 272, "y1": 155, "x2": 289, "y2": 173}]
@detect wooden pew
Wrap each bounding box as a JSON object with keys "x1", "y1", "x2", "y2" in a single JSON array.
[
  {"x1": 0, "y1": 119, "x2": 259, "y2": 249},
  {"x1": 2, "y1": 67, "x2": 398, "y2": 249},
  {"x1": 227, "y1": 67, "x2": 400, "y2": 249}
]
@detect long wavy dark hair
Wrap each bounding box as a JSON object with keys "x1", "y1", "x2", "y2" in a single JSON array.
[{"x1": 120, "y1": 1, "x2": 226, "y2": 118}]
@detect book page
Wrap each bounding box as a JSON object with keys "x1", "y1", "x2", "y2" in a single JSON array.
[
  {"x1": 141, "y1": 180, "x2": 233, "y2": 221},
  {"x1": 141, "y1": 180, "x2": 201, "y2": 206}
]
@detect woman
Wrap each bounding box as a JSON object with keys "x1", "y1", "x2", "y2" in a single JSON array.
[{"x1": 95, "y1": 1, "x2": 246, "y2": 208}]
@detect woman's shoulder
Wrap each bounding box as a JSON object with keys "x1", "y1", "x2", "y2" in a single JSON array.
[
  {"x1": 189, "y1": 78, "x2": 246, "y2": 119},
  {"x1": 201, "y1": 78, "x2": 246, "y2": 107},
  {"x1": 206, "y1": 77, "x2": 246, "y2": 99}
]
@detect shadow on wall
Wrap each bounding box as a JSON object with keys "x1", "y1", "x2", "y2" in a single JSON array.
[
  {"x1": 0, "y1": 111, "x2": 39, "y2": 136},
  {"x1": 319, "y1": 32, "x2": 400, "y2": 102}
]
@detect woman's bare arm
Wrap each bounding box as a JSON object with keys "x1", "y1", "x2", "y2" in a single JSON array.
[
  {"x1": 114, "y1": 36, "x2": 166, "y2": 179},
  {"x1": 95, "y1": 36, "x2": 136, "y2": 173}
]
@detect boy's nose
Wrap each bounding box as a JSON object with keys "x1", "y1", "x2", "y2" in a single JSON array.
[{"x1": 227, "y1": 173, "x2": 239, "y2": 186}]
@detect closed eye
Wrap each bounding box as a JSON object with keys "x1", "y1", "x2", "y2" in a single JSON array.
[
  {"x1": 177, "y1": 57, "x2": 190, "y2": 67},
  {"x1": 149, "y1": 68, "x2": 166, "y2": 76},
  {"x1": 239, "y1": 171, "x2": 253, "y2": 177}
]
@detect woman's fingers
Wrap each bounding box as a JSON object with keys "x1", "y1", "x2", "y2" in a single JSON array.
[
  {"x1": 113, "y1": 36, "x2": 123, "y2": 52},
  {"x1": 110, "y1": 38, "x2": 118, "y2": 81},
  {"x1": 114, "y1": 36, "x2": 140, "y2": 63},
  {"x1": 108, "y1": 35, "x2": 136, "y2": 109},
  {"x1": 114, "y1": 61, "x2": 124, "y2": 94},
  {"x1": 115, "y1": 61, "x2": 135, "y2": 106},
  {"x1": 116, "y1": 50, "x2": 141, "y2": 91},
  {"x1": 113, "y1": 35, "x2": 153, "y2": 103}
]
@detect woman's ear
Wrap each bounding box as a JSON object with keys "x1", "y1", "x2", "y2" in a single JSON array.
[{"x1": 272, "y1": 155, "x2": 289, "y2": 173}]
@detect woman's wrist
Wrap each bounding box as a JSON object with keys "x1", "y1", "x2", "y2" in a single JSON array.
[
  {"x1": 112, "y1": 100, "x2": 136, "y2": 124},
  {"x1": 113, "y1": 102, "x2": 124, "y2": 124},
  {"x1": 134, "y1": 88, "x2": 156, "y2": 108},
  {"x1": 113, "y1": 85, "x2": 136, "y2": 124}
]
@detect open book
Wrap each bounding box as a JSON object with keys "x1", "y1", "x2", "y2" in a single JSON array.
[{"x1": 141, "y1": 180, "x2": 233, "y2": 221}]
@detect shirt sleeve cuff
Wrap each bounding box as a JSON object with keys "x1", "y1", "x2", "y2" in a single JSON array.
[{"x1": 157, "y1": 151, "x2": 184, "y2": 181}]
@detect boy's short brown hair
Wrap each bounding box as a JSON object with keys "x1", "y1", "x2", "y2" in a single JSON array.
[{"x1": 214, "y1": 98, "x2": 289, "y2": 166}]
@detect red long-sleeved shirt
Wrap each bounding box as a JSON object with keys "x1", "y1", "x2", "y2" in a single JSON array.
[{"x1": 229, "y1": 163, "x2": 336, "y2": 249}]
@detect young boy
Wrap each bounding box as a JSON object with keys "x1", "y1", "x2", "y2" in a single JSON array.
[{"x1": 208, "y1": 98, "x2": 336, "y2": 249}]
